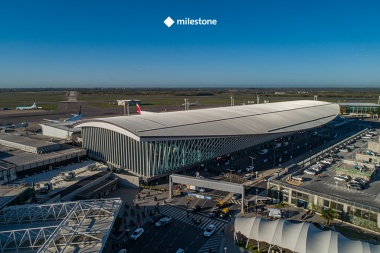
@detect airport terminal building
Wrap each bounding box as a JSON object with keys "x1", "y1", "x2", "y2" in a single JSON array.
[{"x1": 75, "y1": 101, "x2": 339, "y2": 180}]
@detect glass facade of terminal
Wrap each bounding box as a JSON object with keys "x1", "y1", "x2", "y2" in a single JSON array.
[{"x1": 82, "y1": 127, "x2": 280, "y2": 177}]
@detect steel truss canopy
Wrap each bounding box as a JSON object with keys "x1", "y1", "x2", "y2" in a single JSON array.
[
  {"x1": 170, "y1": 174, "x2": 244, "y2": 194},
  {"x1": 0, "y1": 198, "x2": 122, "y2": 253},
  {"x1": 169, "y1": 174, "x2": 245, "y2": 210},
  {"x1": 74, "y1": 100, "x2": 339, "y2": 141},
  {"x1": 235, "y1": 217, "x2": 380, "y2": 253}
]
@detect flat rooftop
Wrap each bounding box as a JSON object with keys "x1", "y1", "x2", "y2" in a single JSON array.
[
  {"x1": 0, "y1": 143, "x2": 85, "y2": 167},
  {"x1": 0, "y1": 184, "x2": 29, "y2": 210},
  {"x1": 13, "y1": 159, "x2": 97, "y2": 184},
  {"x1": 40, "y1": 122, "x2": 82, "y2": 133},
  {"x1": 0, "y1": 132, "x2": 59, "y2": 149}
]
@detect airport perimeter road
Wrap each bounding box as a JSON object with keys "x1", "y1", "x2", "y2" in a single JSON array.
[{"x1": 123, "y1": 205, "x2": 226, "y2": 253}]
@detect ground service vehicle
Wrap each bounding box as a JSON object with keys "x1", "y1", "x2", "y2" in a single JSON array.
[
  {"x1": 216, "y1": 201, "x2": 227, "y2": 208},
  {"x1": 219, "y1": 207, "x2": 230, "y2": 218}
]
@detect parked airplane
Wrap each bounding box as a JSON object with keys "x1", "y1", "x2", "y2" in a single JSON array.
[
  {"x1": 16, "y1": 102, "x2": 37, "y2": 110},
  {"x1": 43, "y1": 106, "x2": 83, "y2": 123},
  {"x1": 180, "y1": 100, "x2": 199, "y2": 107},
  {"x1": 64, "y1": 106, "x2": 83, "y2": 122}
]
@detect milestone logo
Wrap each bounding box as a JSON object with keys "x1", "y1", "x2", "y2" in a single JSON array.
[{"x1": 164, "y1": 16, "x2": 217, "y2": 28}]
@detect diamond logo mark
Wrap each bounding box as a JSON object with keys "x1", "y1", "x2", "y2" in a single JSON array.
[{"x1": 164, "y1": 17, "x2": 174, "y2": 28}]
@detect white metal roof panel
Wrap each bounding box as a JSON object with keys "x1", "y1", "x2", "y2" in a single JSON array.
[{"x1": 75, "y1": 100, "x2": 339, "y2": 141}]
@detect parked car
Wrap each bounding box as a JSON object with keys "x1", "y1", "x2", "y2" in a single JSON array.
[
  {"x1": 340, "y1": 174, "x2": 351, "y2": 181},
  {"x1": 309, "y1": 166, "x2": 321, "y2": 172},
  {"x1": 334, "y1": 175, "x2": 348, "y2": 182},
  {"x1": 176, "y1": 249, "x2": 185, "y2": 253},
  {"x1": 304, "y1": 169, "x2": 316, "y2": 175},
  {"x1": 198, "y1": 188, "x2": 206, "y2": 193},
  {"x1": 130, "y1": 228, "x2": 144, "y2": 241},
  {"x1": 203, "y1": 224, "x2": 217, "y2": 237},
  {"x1": 320, "y1": 160, "x2": 332, "y2": 165},
  {"x1": 232, "y1": 193, "x2": 242, "y2": 200},
  {"x1": 149, "y1": 214, "x2": 164, "y2": 223},
  {"x1": 244, "y1": 174, "x2": 252, "y2": 180},
  {"x1": 258, "y1": 149, "x2": 268, "y2": 155},
  {"x1": 292, "y1": 175, "x2": 303, "y2": 181},
  {"x1": 339, "y1": 148, "x2": 349, "y2": 152},
  {"x1": 246, "y1": 165, "x2": 255, "y2": 172},
  {"x1": 155, "y1": 217, "x2": 172, "y2": 227},
  {"x1": 346, "y1": 182, "x2": 362, "y2": 190},
  {"x1": 351, "y1": 177, "x2": 368, "y2": 186},
  {"x1": 282, "y1": 141, "x2": 289, "y2": 147}
]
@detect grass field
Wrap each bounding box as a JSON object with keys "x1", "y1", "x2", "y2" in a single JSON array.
[
  {"x1": 0, "y1": 91, "x2": 66, "y2": 109},
  {"x1": 1, "y1": 89, "x2": 379, "y2": 110},
  {"x1": 78, "y1": 94, "x2": 379, "y2": 108}
]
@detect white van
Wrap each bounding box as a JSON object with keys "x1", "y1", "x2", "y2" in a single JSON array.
[{"x1": 267, "y1": 208, "x2": 282, "y2": 218}]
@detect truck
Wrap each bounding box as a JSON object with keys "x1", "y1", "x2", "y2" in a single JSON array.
[
  {"x1": 267, "y1": 208, "x2": 282, "y2": 219},
  {"x1": 189, "y1": 185, "x2": 199, "y2": 191}
]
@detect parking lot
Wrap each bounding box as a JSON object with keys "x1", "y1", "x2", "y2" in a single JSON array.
[{"x1": 279, "y1": 127, "x2": 380, "y2": 208}]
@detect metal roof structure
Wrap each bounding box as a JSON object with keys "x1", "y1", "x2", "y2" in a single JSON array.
[
  {"x1": 75, "y1": 100, "x2": 339, "y2": 141},
  {"x1": 235, "y1": 216, "x2": 380, "y2": 253},
  {"x1": 0, "y1": 198, "x2": 122, "y2": 253}
]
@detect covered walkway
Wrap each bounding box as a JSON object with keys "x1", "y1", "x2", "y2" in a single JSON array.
[{"x1": 234, "y1": 217, "x2": 380, "y2": 253}]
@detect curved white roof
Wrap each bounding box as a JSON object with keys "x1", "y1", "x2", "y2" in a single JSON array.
[
  {"x1": 75, "y1": 100, "x2": 339, "y2": 141},
  {"x1": 235, "y1": 217, "x2": 380, "y2": 253}
]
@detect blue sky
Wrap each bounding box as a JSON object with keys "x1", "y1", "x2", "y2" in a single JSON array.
[{"x1": 0, "y1": 0, "x2": 379, "y2": 88}]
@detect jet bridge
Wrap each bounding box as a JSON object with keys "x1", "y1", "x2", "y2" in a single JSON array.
[{"x1": 169, "y1": 174, "x2": 245, "y2": 210}]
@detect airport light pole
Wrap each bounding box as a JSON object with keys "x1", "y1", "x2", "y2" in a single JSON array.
[
  {"x1": 249, "y1": 156, "x2": 255, "y2": 173},
  {"x1": 184, "y1": 99, "x2": 188, "y2": 111}
]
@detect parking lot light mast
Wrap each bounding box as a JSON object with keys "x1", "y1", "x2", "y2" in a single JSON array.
[
  {"x1": 227, "y1": 169, "x2": 235, "y2": 183},
  {"x1": 249, "y1": 156, "x2": 255, "y2": 169},
  {"x1": 273, "y1": 148, "x2": 276, "y2": 169},
  {"x1": 224, "y1": 247, "x2": 227, "y2": 253}
]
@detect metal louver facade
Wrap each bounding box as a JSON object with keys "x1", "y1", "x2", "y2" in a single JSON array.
[{"x1": 82, "y1": 127, "x2": 287, "y2": 177}]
